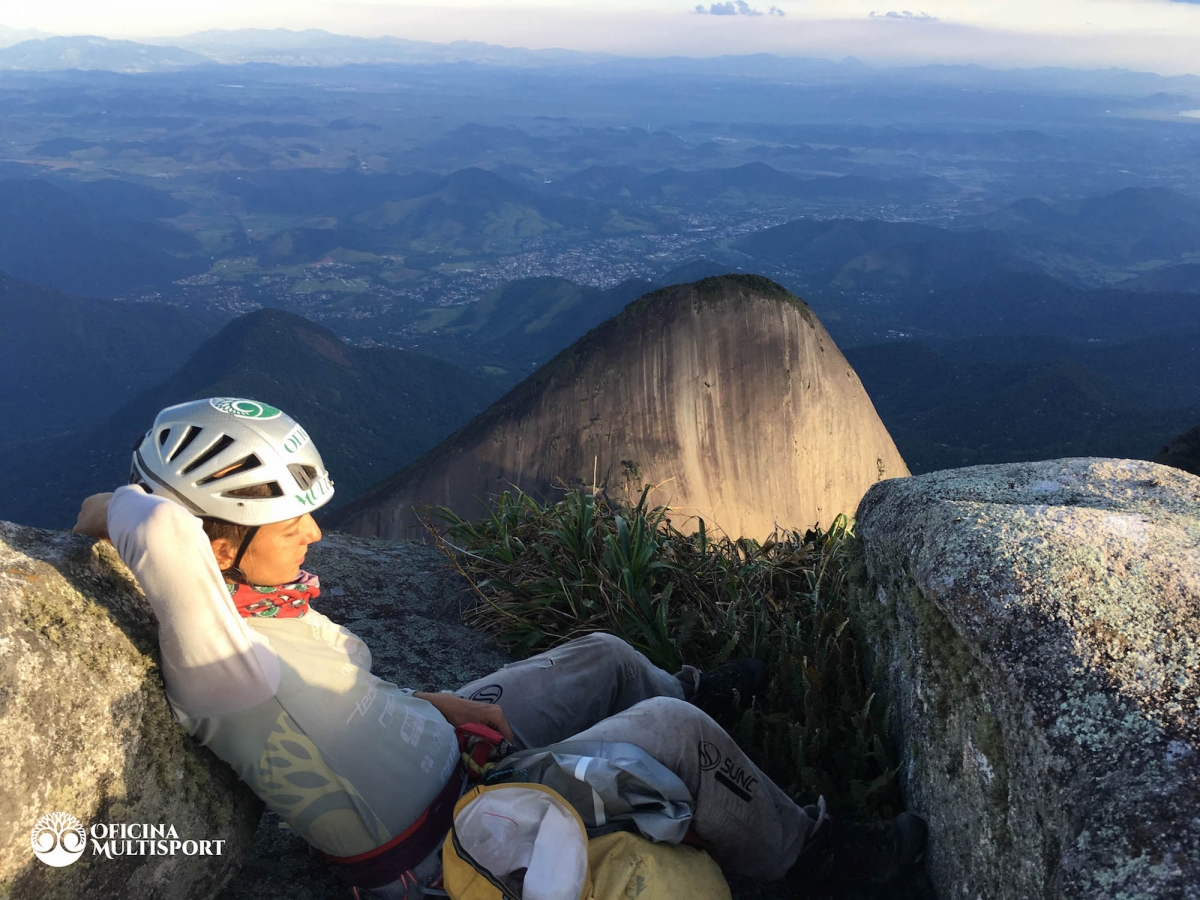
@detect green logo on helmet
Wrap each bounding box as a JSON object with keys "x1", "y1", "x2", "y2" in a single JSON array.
[{"x1": 210, "y1": 398, "x2": 282, "y2": 420}]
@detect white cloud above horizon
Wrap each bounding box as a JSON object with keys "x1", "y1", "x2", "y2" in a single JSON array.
[{"x1": 1, "y1": 0, "x2": 1200, "y2": 75}]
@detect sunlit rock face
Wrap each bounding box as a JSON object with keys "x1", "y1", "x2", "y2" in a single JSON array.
[
  {"x1": 0, "y1": 523, "x2": 262, "y2": 900},
  {"x1": 849, "y1": 459, "x2": 1200, "y2": 900},
  {"x1": 333, "y1": 275, "x2": 908, "y2": 541}
]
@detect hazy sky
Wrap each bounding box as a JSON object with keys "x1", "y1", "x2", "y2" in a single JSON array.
[{"x1": 3, "y1": 0, "x2": 1200, "y2": 75}]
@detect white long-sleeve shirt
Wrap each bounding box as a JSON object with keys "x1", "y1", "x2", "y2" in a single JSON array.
[{"x1": 108, "y1": 485, "x2": 460, "y2": 857}]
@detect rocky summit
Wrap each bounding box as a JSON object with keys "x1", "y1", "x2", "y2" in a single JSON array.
[
  {"x1": 332, "y1": 275, "x2": 909, "y2": 543},
  {"x1": 849, "y1": 458, "x2": 1200, "y2": 900}
]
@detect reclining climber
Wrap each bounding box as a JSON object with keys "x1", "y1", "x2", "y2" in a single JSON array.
[{"x1": 72, "y1": 397, "x2": 927, "y2": 898}]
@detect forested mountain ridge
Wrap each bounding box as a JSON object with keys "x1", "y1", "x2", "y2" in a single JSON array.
[
  {"x1": 0, "y1": 309, "x2": 503, "y2": 529},
  {"x1": 0, "y1": 271, "x2": 224, "y2": 451}
]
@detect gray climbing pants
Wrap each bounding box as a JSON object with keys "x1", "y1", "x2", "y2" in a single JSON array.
[{"x1": 455, "y1": 632, "x2": 814, "y2": 880}]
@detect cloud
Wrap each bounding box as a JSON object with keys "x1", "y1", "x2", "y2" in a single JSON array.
[
  {"x1": 694, "y1": 1, "x2": 777, "y2": 16},
  {"x1": 869, "y1": 10, "x2": 940, "y2": 21}
]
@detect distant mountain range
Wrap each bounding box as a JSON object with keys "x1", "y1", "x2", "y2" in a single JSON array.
[
  {"x1": 0, "y1": 31, "x2": 613, "y2": 72},
  {"x1": 2, "y1": 31, "x2": 1200, "y2": 102},
  {"x1": 0, "y1": 26, "x2": 50, "y2": 48},
  {"x1": 0, "y1": 36, "x2": 209, "y2": 72},
  {"x1": 0, "y1": 309, "x2": 502, "y2": 529},
  {"x1": 163, "y1": 29, "x2": 609, "y2": 68}
]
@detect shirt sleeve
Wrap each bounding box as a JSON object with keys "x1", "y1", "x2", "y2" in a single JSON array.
[{"x1": 107, "y1": 485, "x2": 281, "y2": 718}]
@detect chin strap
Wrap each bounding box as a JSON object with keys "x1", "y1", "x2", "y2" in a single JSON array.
[{"x1": 224, "y1": 526, "x2": 260, "y2": 584}]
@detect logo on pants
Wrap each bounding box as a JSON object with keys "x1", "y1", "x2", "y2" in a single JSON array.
[
  {"x1": 469, "y1": 685, "x2": 503, "y2": 704},
  {"x1": 698, "y1": 741, "x2": 721, "y2": 772}
]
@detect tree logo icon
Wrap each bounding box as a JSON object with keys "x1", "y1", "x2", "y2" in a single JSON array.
[{"x1": 30, "y1": 813, "x2": 87, "y2": 867}]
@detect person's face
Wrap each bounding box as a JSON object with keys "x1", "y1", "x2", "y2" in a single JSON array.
[{"x1": 212, "y1": 513, "x2": 322, "y2": 585}]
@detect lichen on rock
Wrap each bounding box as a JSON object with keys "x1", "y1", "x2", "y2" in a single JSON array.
[
  {"x1": 0, "y1": 522, "x2": 262, "y2": 900},
  {"x1": 849, "y1": 458, "x2": 1200, "y2": 899}
]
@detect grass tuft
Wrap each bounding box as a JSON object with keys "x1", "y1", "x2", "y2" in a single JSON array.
[{"x1": 430, "y1": 486, "x2": 900, "y2": 820}]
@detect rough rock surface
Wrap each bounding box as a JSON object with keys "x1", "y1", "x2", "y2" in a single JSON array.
[
  {"x1": 331, "y1": 275, "x2": 908, "y2": 543},
  {"x1": 849, "y1": 458, "x2": 1200, "y2": 900},
  {"x1": 0, "y1": 522, "x2": 262, "y2": 900}
]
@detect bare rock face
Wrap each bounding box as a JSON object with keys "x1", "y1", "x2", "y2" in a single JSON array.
[
  {"x1": 332, "y1": 275, "x2": 908, "y2": 541},
  {"x1": 849, "y1": 458, "x2": 1200, "y2": 899},
  {"x1": 0, "y1": 523, "x2": 262, "y2": 900}
]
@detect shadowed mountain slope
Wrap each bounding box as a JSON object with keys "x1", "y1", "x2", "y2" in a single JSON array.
[
  {"x1": 0, "y1": 178, "x2": 205, "y2": 296},
  {"x1": 846, "y1": 341, "x2": 1200, "y2": 474},
  {"x1": 0, "y1": 309, "x2": 501, "y2": 529},
  {"x1": 1155, "y1": 424, "x2": 1200, "y2": 476},
  {"x1": 410, "y1": 276, "x2": 654, "y2": 375},
  {"x1": 734, "y1": 217, "x2": 1031, "y2": 296},
  {"x1": 1113, "y1": 263, "x2": 1200, "y2": 294},
  {"x1": 0, "y1": 272, "x2": 223, "y2": 450},
  {"x1": 972, "y1": 188, "x2": 1200, "y2": 266},
  {"x1": 331, "y1": 275, "x2": 908, "y2": 542}
]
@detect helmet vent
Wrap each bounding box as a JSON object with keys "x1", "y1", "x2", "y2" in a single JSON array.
[
  {"x1": 181, "y1": 434, "x2": 235, "y2": 475},
  {"x1": 167, "y1": 425, "x2": 203, "y2": 461},
  {"x1": 221, "y1": 481, "x2": 284, "y2": 499},
  {"x1": 288, "y1": 464, "x2": 318, "y2": 491},
  {"x1": 197, "y1": 454, "x2": 262, "y2": 485}
]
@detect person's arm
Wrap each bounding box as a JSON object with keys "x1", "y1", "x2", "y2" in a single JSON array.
[{"x1": 102, "y1": 486, "x2": 281, "y2": 718}]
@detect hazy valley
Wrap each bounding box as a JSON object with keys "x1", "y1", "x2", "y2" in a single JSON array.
[{"x1": 1, "y1": 31, "x2": 1199, "y2": 524}]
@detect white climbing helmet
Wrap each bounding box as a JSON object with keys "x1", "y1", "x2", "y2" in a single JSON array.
[{"x1": 130, "y1": 397, "x2": 334, "y2": 526}]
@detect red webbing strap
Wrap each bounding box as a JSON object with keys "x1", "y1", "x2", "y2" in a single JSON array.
[{"x1": 319, "y1": 763, "x2": 467, "y2": 889}]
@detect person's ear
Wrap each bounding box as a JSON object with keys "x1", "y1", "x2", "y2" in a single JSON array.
[{"x1": 210, "y1": 538, "x2": 237, "y2": 572}]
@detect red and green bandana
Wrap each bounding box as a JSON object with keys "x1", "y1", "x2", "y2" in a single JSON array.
[{"x1": 227, "y1": 571, "x2": 320, "y2": 619}]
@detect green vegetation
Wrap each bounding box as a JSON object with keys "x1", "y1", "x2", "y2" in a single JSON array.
[{"x1": 432, "y1": 486, "x2": 902, "y2": 821}]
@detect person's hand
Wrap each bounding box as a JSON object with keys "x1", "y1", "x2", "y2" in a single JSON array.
[
  {"x1": 72, "y1": 493, "x2": 114, "y2": 541},
  {"x1": 413, "y1": 691, "x2": 515, "y2": 742}
]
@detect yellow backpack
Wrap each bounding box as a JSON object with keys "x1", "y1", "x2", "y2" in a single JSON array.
[{"x1": 442, "y1": 783, "x2": 731, "y2": 900}]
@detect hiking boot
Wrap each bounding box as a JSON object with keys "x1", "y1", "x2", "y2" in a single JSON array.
[
  {"x1": 690, "y1": 658, "x2": 768, "y2": 711},
  {"x1": 786, "y1": 809, "x2": 927, "y2": 890}
]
